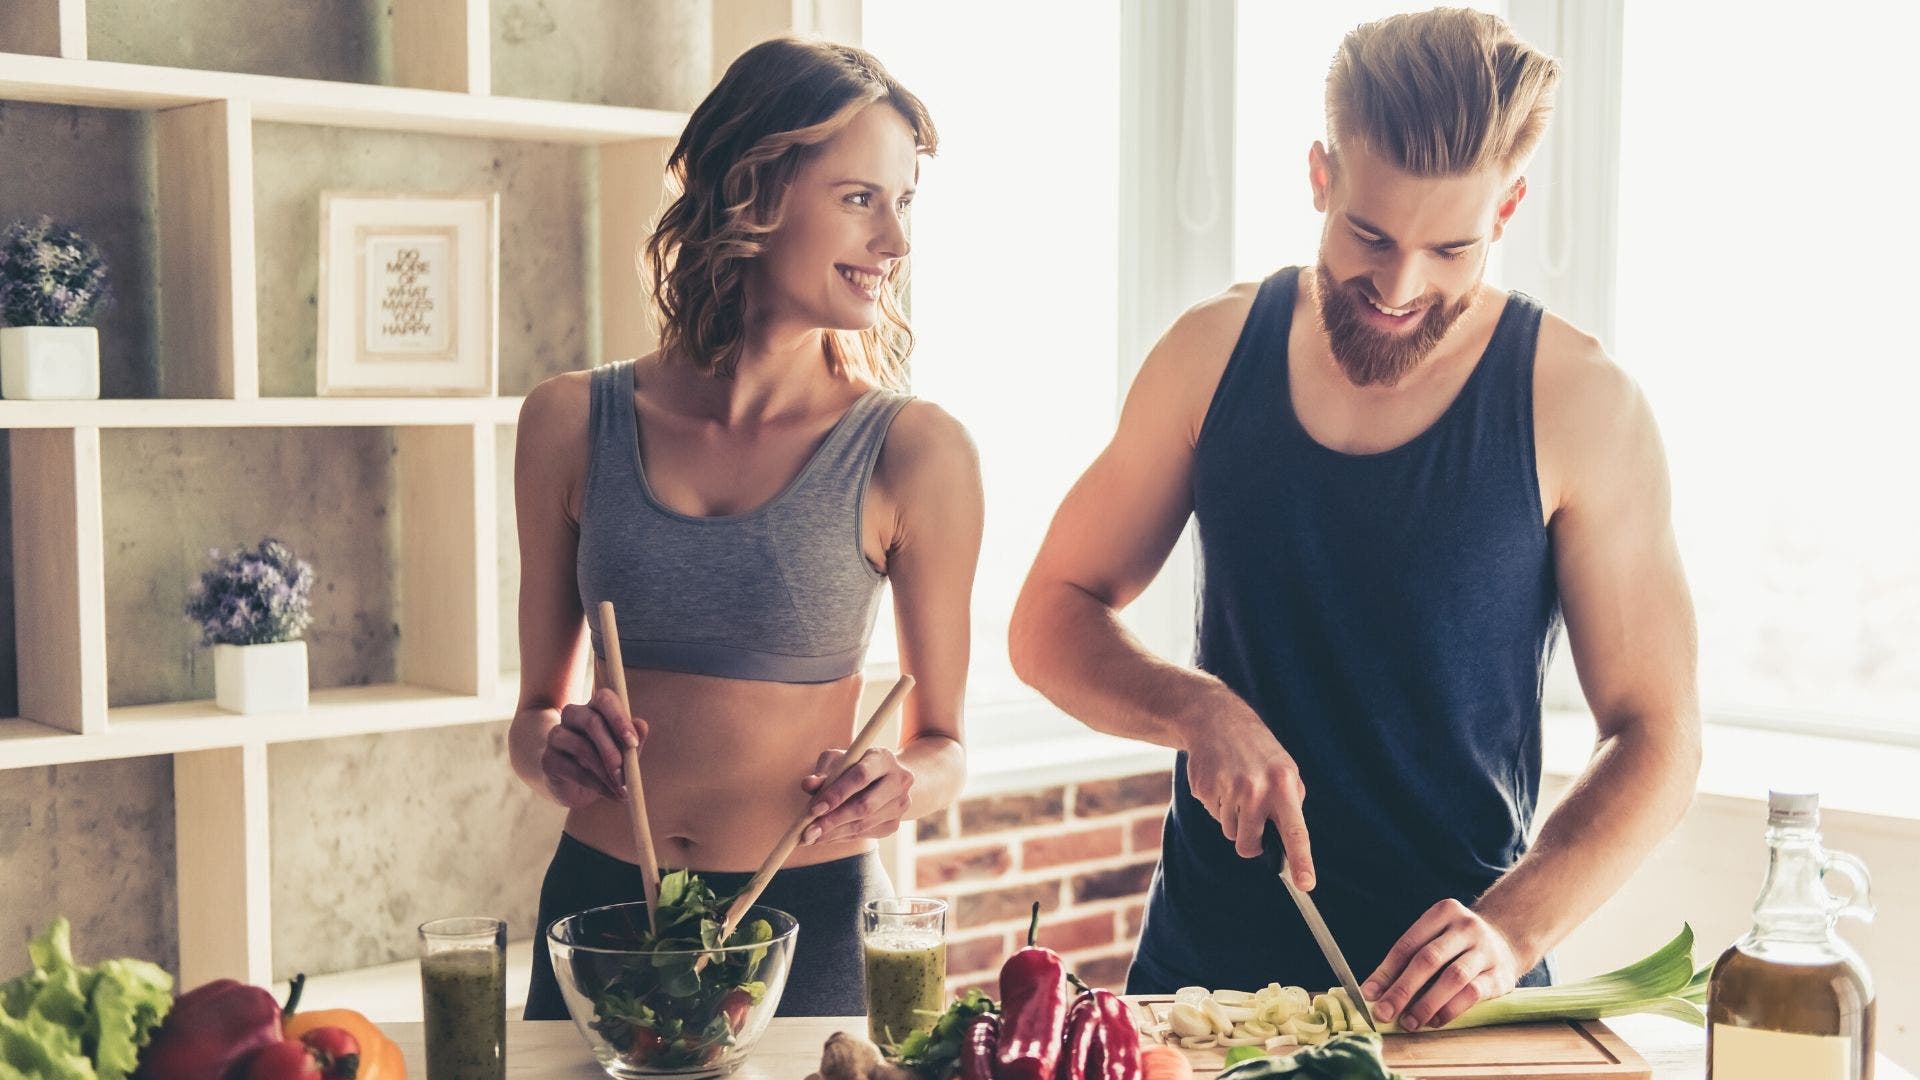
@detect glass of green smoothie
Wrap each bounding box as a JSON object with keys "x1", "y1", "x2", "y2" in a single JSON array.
[
  {"x1": 419, "y1": 916, "x2": 507, "y2": 1080},
  {"x1": 860, "y1": 897, "x2": 948, "y2": 1050}
]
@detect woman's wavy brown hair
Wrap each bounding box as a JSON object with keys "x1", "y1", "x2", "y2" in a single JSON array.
[{"x1": 643, "y1": 37, "x2": 937, "y2": 390}]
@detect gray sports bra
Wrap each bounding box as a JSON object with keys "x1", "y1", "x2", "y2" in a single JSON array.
[{"x1": 576, "y1": 360, "x2": 912, "y2": 683}]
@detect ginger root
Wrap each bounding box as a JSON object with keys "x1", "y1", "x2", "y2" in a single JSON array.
[{"x1": 809, "y1": 1031, "x2": 920, "y2": 1080}]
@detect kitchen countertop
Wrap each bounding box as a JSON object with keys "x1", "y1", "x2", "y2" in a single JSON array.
[{"x1": 382, "y1": 1014, "x2": 1916, "y2": 1079}]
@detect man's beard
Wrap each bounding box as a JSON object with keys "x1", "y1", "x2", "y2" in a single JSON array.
[{"x1": 1312, "y1": 262, "x2": 1477, "y2": 388}]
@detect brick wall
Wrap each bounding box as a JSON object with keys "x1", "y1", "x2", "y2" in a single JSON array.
[{"x1": 911, "y1": 769, "x2": 1174, "y2": 997}]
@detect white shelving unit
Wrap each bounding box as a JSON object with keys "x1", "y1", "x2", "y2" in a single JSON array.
[
  {"x1": 0, "y1": 397, "x2": 526, "y2": 429},
  {"x1": 0, "y1": 682, "x2": 524, "y2": 770},
  {"x1": 0, "y1": 0, "x2": 820, "y2": 995}
]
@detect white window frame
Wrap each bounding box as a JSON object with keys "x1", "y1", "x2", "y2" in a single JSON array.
[
  {"x1": 842, "y1": 2, "x2": 1231, "y2": 754},
  {"x1": 1117, "y1": 0, "x2": 1240, "y2": 672},
  {"x1": 1501, "y1": 0, "x2": 1625, "y2": 353},
  {"x1": 1500, "y1": 0, "x2": 1626, "y2": 719}
]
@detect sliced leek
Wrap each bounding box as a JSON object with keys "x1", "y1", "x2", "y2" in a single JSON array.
[{"x1": 1151, "y1": 924, "x2": 1707, "y2": 1048}]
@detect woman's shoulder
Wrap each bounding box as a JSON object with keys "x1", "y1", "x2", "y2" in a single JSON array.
[
  {"x1": 514, "y1": 360, "x2": 637, "y2": 478},
  {"x1": 520, "y1": 366, "x2": 595, "y2": 414},
  {"x1": 870, "y1": 396, "x2": 982, "y2": 520},
  {"x1": 879, "y1": 397, "x2": 978, "y2": 473},
  {"x1": 518, "y1": 356, "x2": 650, "y2": 431},
  {"x1": 517, "y1": 367, "x2": 596, "y2": 446}
]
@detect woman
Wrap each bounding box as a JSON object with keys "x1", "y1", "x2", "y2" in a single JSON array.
[{"x1": 509, "y1": 36, "x2": 982, "y2": 1020}]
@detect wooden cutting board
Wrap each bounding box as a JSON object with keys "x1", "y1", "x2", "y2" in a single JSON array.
[{"x1": 1129, "y1": 998, "x2": 1651, "y2": 1079}]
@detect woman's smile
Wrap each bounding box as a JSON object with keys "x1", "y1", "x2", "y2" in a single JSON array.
[{"x1": 836, "y1": 263, "x2": 884, "y2": 301}]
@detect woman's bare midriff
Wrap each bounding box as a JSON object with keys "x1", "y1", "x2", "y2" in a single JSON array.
[{"x1": 562, "y1": 657, "x2": 880, "y2": 872}]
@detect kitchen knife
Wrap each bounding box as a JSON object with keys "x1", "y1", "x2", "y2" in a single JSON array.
[{"x1": 1261, "y1": 823, "x2": 1380, "y2": 1031}]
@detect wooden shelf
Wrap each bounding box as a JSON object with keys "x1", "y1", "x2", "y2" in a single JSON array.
[
  {"x1": 0, "y1": 396, "x2": 526, "y2": 429},
  {"x1": 0, "y1": 680, "x2": 520, "y2": 769},
  {"x1": 0, "y1": 0, "x2": 809, "y2": 997},
  {"x1": 0, "y1": 51, "x2": 689, "y2": 144}
]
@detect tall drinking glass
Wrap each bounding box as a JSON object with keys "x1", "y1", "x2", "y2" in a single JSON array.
[
  {"x1": 419, "y1": 916, "x2": 507, "y2": 1080},
  {"x1": 861, "y1": 897, "x2": 948, "y2": 1049}
]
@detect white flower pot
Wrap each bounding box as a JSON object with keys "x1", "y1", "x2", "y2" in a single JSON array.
[
  {"x1": 213, "y1": 640, "x2": 310, "y2": 715},
  {"x1": 0, "y1": 325, "x2": 100, "y2": 400}
]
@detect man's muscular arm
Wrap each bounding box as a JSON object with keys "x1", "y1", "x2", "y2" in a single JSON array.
[{"x1": 1010, "y1": 285, "x2": 1321, "y2": 890}]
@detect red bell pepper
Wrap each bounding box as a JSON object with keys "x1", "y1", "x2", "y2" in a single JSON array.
[
  {"x1": 995, "y1": 903, "x2": 1069, "y2": 1080},
  {"x1": 958, "y1": 1012, "x2": 999, "y2": 1080},
  {"x1": 243, "y1": 1027, "x2": 360, "y2": 1080},
  {"x1": 1089, "y1": 989, "x2": 1141, "y2": 1080},
  {"x1": 138, "y1": 974, "x2": 309, "y2": 1080},
  {"x1": 1058, "y1": 992, "x2": 1103, "y2": 1080}
]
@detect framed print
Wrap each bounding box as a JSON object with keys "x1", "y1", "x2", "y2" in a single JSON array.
[{"x1": 317, "y1": 192, "x2": 499, "y2": 396}]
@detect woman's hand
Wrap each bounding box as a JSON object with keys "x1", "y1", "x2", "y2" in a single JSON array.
[
  {"x1": 799, "y1": 746, "x2": 917, "y2": 844},
  {"x1": 540, "y1": 686, "x2": 649, "y2": 809}
]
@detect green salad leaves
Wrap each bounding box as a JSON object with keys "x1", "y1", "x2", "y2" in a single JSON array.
[
  {"x1": 584, "y1": 871, "x2": 776, "y2": 1072},
  {"x1": 0, "y1": 918, "x2": 173, "y2": 1080},
  {"x1": 891, "y1": 988, "x2": 997, "y2": 1078}
]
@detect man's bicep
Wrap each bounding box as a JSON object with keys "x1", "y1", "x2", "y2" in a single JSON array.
[{"x1": 1552, "y1": 387, "x2": 1699, "y2": 734}]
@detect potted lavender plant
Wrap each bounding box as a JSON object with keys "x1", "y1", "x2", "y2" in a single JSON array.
[
  {"x1": 0, "y1": 216, "x2": 110, "y2": 401},
  {"x1": 184, "y1": 539, "x2": 316, "y2": 714}
]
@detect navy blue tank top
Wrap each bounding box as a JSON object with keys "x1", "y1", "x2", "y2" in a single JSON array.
[{"x1": 1134, "y1": 267, "x2": 1562, "y2": 992}]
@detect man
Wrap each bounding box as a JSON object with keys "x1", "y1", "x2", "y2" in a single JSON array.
[{"x1": 1008, "y1": 9, "x2": 1700, "y2": 1033}]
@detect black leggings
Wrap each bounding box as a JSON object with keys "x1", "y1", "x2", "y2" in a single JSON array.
[{"x1": 525, "y1": 832, "x2": 891, "y2": 1020}]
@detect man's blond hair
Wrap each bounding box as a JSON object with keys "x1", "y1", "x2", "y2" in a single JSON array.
[{"x1": 1326, "y1": 7, "x2": 1561, "y2": 179}]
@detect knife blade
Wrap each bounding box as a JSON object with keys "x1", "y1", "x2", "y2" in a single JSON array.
[{"x1": 1262, "y1": 824, "x2": 1380, "y2": 1032}]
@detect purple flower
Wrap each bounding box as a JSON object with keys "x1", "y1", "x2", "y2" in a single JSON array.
[
  {"x1": 182, "y1": 537, "x2": 316, "y2": 646},
  {"x1": 0, "y1": 216, "x2": 110, "y2": 328}
]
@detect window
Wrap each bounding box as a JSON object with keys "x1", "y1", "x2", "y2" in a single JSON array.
[
  {"x1": 1614, "y1": 2, "x2": 1920, "y2": 738},
  {"x1": 861, "y1": 7, "x2": 1123, "y2": 715},
  {"x1": 861, "y1": 3, "x2": 1920, "y2": 748}
]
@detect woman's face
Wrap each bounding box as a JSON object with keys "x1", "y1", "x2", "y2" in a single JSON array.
[{"x1": 752, "y1": 102, "x2": 919, "y2": 335}]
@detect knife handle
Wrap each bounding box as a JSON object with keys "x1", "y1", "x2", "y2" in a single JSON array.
[{"x1": 1260, "y1": 821, "x2": 1290, "y2": 878}]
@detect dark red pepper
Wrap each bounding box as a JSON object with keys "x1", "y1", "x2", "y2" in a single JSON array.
[
  {"x1": 1058, "y1": 993, "x2": 1102, "y2": 1080},
  {"x1": 1089, "y1": 989, "x2": 1141, "y2": 1080},
  {"x1": 243, "y1": 1027, "x2": 360, "y2": 1080},
  {"x1": 138, "y1": 974, "x2": 306, "y2": 1080},
  {"x1": 242, "y1": 1042, "x2": 326, "y2": 1080},
  {"x1": 995, "y1": 903, "x2": 1069, "y2": 1080},
  {"x1": 958, "y1": 1011, "x2": 999, "y2": 1080}
]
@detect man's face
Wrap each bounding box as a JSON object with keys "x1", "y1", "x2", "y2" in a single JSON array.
[{"x1": 1308, "y1": 138, "x2": 1523, "y2": 387}]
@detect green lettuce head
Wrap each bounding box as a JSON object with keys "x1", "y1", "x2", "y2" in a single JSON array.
[{"x1": 0, "y1": 918, "x2": 173, "y2": 1080}]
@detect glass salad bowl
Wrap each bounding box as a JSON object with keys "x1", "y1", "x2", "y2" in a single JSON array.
[{"x1": 548, "y1": 901, "x2": 798, "y2": 1078}]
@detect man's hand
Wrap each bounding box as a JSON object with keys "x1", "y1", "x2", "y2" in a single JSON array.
[
  {"x1": 1361, "y1": 899, "x2": 1527, "y2": 1030},
  {"x1": 1184, "y1": 699, "x2": 1314, "y2": 890}
]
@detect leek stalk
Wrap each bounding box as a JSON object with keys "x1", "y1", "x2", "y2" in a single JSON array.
[{"x1": 1437, "y1": 924, "x2": 1706, "y2": 1030}]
